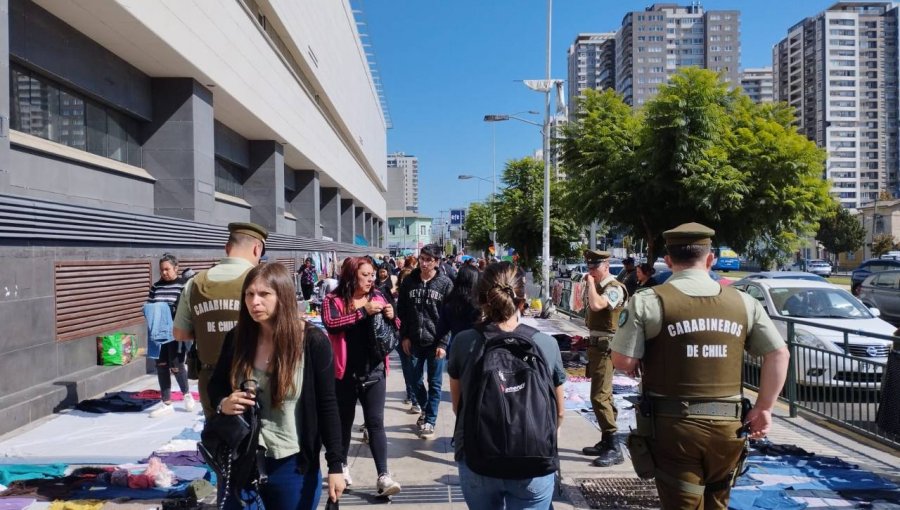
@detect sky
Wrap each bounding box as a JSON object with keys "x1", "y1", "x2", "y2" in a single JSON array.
[{"x1": 362, "y1": 0, "x2": 840, "y2": 218}]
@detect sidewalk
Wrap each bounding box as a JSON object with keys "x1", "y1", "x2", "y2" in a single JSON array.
[
  {"x1": 0, "y1": 312, "x2": 897, "y2": 508},
  {"x1": 332, "y1": 312, "x2": 900, "y2": 509}
]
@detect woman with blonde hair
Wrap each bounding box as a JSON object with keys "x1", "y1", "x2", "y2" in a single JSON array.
[{"x1": 208, "y1": 263, "x2": 344, "y2": 509}]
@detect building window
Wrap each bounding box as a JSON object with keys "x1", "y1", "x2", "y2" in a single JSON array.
[
  {"x1": 215, "y1": 157, "x2": 246, "y2": 198},
  {"x1": 9, "y1": 64, "x2": 141, "y2": 167}
]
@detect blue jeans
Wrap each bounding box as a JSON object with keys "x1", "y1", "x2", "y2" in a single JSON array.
[
  {"x1": 458, "y1": 461, "x2": 555, "y2": 510},
  {"x1": 397, "y1": 348, "x2": 418, "y2": 405},
  {"x1": 223, "y1": 454, "x2": 322, "y2": 510},
  {"x1": 410, "y1": 348, "x2": 445, "y2": 426}
]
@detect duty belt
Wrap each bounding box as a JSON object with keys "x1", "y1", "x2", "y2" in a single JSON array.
[
  {"x1": 588, "y1": 331, "x2": 614, "y2": 348},
  {"x1": 200, "y1": 363, "x2": 217, "y2": 371},
  {"x1": 651, "y1": 399, "x2": 742, "y2": 419}
]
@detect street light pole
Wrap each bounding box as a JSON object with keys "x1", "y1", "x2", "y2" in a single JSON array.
[{"x1": 540, "y1": 0, "x2": 553, "y2": 300}]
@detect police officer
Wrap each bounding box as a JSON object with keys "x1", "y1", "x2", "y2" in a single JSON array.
[
  {"x1": 173, "y1": 222, "x2": 268, "y2": 418},
  {"x1": 580, "y1": 249, "x2": 627, "y2": 467},
  {"x1": 611, "y1": 223, "x2": 789, "y2": 509}
]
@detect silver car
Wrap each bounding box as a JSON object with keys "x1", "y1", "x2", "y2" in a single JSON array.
[
  {"x1": 732, "y1": 279, "x2": 892, "y2": 388},
  {"x1": 857, "y1": 270, "x2": 900, "y2": 326}
]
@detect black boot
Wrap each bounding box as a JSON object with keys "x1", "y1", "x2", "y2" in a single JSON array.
[
  {"x1": 581, "y1": 440, "x2": 604, "y2": 456},
  {"x1": 592, "y1": 435, "x2": 624, "y2": 467}
]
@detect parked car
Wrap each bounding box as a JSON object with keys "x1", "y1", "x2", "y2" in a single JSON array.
[
  {"x1": 857, "y1": 270, "x2": 900, "y2": 326},
  {"x1": 850, "y1": 258, "x2": 900, "y2": 295},
  {"x1": 566, "y1": 258, "x2": 624, "y2": 279},
  {"x1": 805, "y1": 259, "x2": 833, "y2": 277},
  {"x1": 731, "y1": 279, "x2": 893, "y2": 387},
  {"x1": 735, "y1": 271, "x2": 827, "y2": 284}
]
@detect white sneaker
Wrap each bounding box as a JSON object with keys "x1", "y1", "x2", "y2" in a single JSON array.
[
  {"x1": 377, "y1": 473, "x2": 401, "y2": 496},
  {"x1": 149, "y1": 403, "x2": 174, "y2": 418},
  {"x1": 419, "y1": 423, "x2": 435, "y2": 439},
  {"x1": 342, "y1": 463, "x2": 353, "y2": 487},
  {"x1": 183, "y1": 393, "x2": 196, "y2": 412}
]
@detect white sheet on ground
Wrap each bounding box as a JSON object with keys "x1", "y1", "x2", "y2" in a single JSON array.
[{"x1": 0, "y1": 380, "x2": 203, "y2": 464}]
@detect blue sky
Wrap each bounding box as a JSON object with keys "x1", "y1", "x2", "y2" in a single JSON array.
[{"x1": 362, "y1": 0, "x2": 838, "y2": 218}]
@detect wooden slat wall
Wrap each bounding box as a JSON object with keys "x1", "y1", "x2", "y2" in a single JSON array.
[
  {"x1": 55, "y1": 261, "x2": 152, "y2": 341},
  {"x1": 276, "y1": 258, "x2": 296, "y2": 273}
]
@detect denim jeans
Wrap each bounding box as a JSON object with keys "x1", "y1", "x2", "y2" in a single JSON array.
[
  {"x1": 458, "y1": 460, "x2": 555, "y2": 510},
  {"x1": 222, "y1": 454, "x2": 322, "y2": 510},
  {"x1": 397, "y1": 348, "x2": 418, "y2": 405},
  {"x1": 410, "y1": 348, "x2": 445, "y2": 426}
]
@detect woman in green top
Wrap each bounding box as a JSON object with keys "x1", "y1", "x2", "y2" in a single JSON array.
[{"x1": 209, "y1": 263, "x2": 345, "y2": 509}]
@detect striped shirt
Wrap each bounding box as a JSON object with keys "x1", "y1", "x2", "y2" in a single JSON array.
[{"x1": 147, "y1": 277, "x2": 188, "y2": 315}]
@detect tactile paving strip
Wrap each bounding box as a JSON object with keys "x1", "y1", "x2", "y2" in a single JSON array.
[{"x1": 576, "y1": 477, "x2": 660, "y2": 509}]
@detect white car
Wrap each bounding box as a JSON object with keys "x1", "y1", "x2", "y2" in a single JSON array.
[{"x1": 731, "y1": 279, "x2": 893, "y2": 388}]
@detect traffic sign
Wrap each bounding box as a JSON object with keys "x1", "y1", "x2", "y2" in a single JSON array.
[{"x1": 450, "y1": 209, "x2": 466, "y2": 225}]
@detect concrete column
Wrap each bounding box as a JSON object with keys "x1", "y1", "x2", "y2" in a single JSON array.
[
  {"x1": 290, "y1": 169, "x2": 320, "y2": 238},
  {"x1": 364, "y1": 212, "x2": 373, "y2": 246},
  {"x1": 377, "y1": 219, "x2": 385, "y2": 248},
  {"x1": 355, "y1": 207, "x2": 366, "y2": 246},
  {"x1": 245, "y1": 140, "x2": 286, "y2": 234},
  {"x1": 0, "y1": 0, "x2": 12, "y2": 193},
  {"x1": 144, "y1": 79, "x2": 215, "y2": 222},
  {"x1": 340, "y1": 198, "x2": 355, "y2": 245},
  {"x1": 320, "y1": 187, "x2": 341, "y2": 242}
]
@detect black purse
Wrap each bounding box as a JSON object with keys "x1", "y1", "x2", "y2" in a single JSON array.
[
  {"x1": 197, "y1": 380, "x2": 264, "y2": 506},
  {"x1": 186, "y1": 343, "x2": 200, "y2": 380},
  {"x1": 369, "y1": 312, "x2": 400, "y2": 360}
]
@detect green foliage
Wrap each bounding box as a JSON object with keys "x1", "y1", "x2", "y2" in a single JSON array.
[
  {"x1": 872, "y1": 233, "x2": 896, "y2": 258},
  {"x1": 816, "y1": 204, "x2": 866, "y2": 263},
  {"x1": 561, "y1": 68, "x2": 833, "y2": 263},
  {"x1": 495, "y1": 157, "x2": 581, "y2": 272},
  {"x1": 463, "y1": 201, "x2": 494, "y2": 252}
]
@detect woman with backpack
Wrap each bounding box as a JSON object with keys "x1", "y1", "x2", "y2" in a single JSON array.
[
  {"x1": 322, "y1": 257, "x2": 402, "y2": 497},
  {"x1": 447, "y1": 261, "x2": 567, "y2": 510},
  {"x1": 207, "y1": 262, "x2": 345, "y2": 509}
]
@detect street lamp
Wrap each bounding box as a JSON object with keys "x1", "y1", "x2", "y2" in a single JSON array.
[{"x1": 458, "y1": 174, "x2": 497, "y2": 259}]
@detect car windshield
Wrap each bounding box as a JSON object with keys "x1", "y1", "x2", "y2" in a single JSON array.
[{"x1": 769, "y1": 287, "x2": 872, "y2": 319}]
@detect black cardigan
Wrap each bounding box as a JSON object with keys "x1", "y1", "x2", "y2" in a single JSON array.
[{"x1": 207, "y1": 323, "x2": 343, "y2": 475}]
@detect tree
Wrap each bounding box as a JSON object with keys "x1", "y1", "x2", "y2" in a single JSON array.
[
  {"x1": 495, "y1": 157, "x2": 581, "y2": 276},
  {"x1": 560, "y1": 68, "x2": 833, "y2": 265},
  {"x1": 463, "y1": 201, "x2": 494, "y2": 253},
  {"x1": 872, "y1": 234, "x2": 896, "y2": 259},
  {"x1": 816, "y1": 204, "x2": 865, "y2": 265}
]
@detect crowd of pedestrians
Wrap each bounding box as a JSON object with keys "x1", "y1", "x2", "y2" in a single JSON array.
[{"x1": 137, "y1": 222, "x2": 783, "y2": 510}]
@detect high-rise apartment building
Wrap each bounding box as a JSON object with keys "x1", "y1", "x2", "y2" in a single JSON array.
[
  {"x1": 387, "y1": 152, "x2": 419, "y2": 213},
  {"x1": 615, "y1": 3, "x2": 741, "y2": 106},
  {"x1": 774, "y1": 2, "x2": 900, "y2": 209},
  {"x1": 566, "y1": 33, "x2": 616, "y2": 114},
  {"x1": 741, "y1": 67, "x2": 774, "y2": 103}
]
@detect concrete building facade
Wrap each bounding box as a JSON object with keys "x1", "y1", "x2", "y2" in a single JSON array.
[
  {"x1": 566, "y1": 33, "x2": 616, "y2": 115},
  {"x1": 0, "y1": 0, "x2": 389, "y2": 433},
  {"x1": 740, "y1": 66, "x2": 774, "y2": 103},
  {"x1": 615, "y1": 3, "x2": 741, "y2": 107},
  {"x1": 387, "y1": 212, "x2": 432, "y2": 256},
  {"x1": 386, "y1": 152, "x2": 419, "y2": 213},
  {"x1": 774, "y1": 1, "x2": 900, "y2": 209}
]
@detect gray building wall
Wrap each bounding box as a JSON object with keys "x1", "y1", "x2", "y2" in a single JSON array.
[
  {"x1": 8, "y1": 147, "x2": 155, "y2": 214},
  {"x1": 8, "y1": 0, "x2": 152, "y2": 120},
  {"x1": 212, "y1": 200, "x2": 251, "y2": 224}
]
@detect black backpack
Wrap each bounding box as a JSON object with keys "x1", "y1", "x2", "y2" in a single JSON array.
[{"x1": 462, "y1": 324, "x2": 559, "y2": 479}]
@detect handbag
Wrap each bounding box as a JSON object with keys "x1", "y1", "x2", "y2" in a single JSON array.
[
  {"x1": 369, "y1": 312, "x2": 400, "y2": 360},
  {"x1": 197, "y1": 381, "x2": 263, "y2": 506}
]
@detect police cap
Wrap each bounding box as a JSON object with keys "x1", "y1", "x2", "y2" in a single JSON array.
[
  {"x1": 228, "y1": 222, "x2": 269, "y2": 243},
  {"x1": 584, "y1": 249, "x2": 612, "y2": 264},
  {"x1": 663, "y1": 222, "x2": 715, "y2": 247}
]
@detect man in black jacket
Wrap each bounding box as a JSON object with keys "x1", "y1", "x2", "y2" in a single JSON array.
[{"x1": 398, "y1": 244, "x2": 454, "y2": 439}]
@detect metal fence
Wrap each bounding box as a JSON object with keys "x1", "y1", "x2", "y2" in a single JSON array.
[{"x1": 549, "y1": 277, "x2": 900, "y2": 448}]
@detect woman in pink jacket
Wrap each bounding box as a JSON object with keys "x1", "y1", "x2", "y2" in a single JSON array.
[{"x1": 322, "y1": 256, "x2": 402, "y2": 497}]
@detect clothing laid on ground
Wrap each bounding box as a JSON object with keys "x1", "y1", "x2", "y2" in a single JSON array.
[
  {"x1": 206, "y1": 324, "x2": 343, "y2": 478},
  {"x1": 75, "y1": 392, "x2": 159, "y2": 413}
]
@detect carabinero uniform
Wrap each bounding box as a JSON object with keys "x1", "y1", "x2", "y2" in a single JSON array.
[{"x1": 612, "y1": 224, "x2": 784, "y2": 509}]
